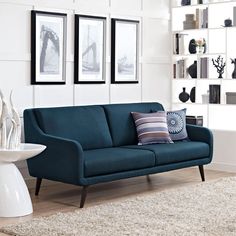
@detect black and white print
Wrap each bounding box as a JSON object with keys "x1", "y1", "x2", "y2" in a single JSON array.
[
  {"x1": 74, "y1": 15, "x2": 106, "y2": 84},
  {"x1": 111, "y1": 19, "x2": 139, "y2": 83},
  {"x1": 31, "y1": 11, "x2": 67, "y2": 84}
]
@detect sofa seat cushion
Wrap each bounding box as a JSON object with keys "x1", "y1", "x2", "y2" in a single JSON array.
[
  {"x1": 84, "y1": 147, "x2": 156, "y2": 177},
  {"x1": 123, "y1": 141, "x2": 210, "y2": 166}
]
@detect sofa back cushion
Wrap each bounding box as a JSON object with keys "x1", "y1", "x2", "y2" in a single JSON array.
[
  {"x1": 33, "y1": 106, "x2": 113, "y2": 150},
  {"x1": 103, "y1": 103, "x2": 164, "y2": 147}
]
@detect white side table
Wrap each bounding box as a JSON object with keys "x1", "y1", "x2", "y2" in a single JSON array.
[{"x1": 0, "y1": 143, "x2": 46, "y2": 217}]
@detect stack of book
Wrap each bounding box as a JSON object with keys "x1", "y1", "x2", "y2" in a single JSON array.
[
  {"x1": 183, "y1": 14, "x2": 196, "y2": 30},
  {"x1": 200, "y1": 57, "x2": 209, "y2": 78},
  {"x1": 195, "y1": 8, "x2": 208, "y2": 29},
  {"x1": 173, "y1": 59, "x2": 187, "y2": 78}
]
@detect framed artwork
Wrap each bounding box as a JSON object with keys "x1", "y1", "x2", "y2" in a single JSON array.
[
  {"x1": 31, "y1": 11, "x2": 67, "y2": 85},
  {"x1": 74, "y1": 15, "x2": 106, "y2": 84},
  {"x1": 111, "y1": 19, "x2": 139, "y2": 84}
]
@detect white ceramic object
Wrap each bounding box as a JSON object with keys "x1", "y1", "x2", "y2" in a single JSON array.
[
  {"x1": 0, "y1": 143, "x2": 46, "y2": 217},
  {"x1": 7, "y1": 91, "x2": 21, "y2": 149},
  {"x1": 0, "y1": 90, "x2": 9, "y2": 149}
]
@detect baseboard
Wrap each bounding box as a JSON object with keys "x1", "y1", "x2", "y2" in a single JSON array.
[{"x1": 206, "y1": 162, "x2": 236, "y2": 173}]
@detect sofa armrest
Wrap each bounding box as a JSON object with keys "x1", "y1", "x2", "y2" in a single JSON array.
[
  {"x1": 27, "y1": 133, "x2": 85, "y2": 186},
  {"x1": 186, "y1": 124, "x2": 213, "y2": 161}
]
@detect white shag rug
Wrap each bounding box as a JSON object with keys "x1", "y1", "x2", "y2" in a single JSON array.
[{"x1": 1, "y1": 177, "x2": 236, "y2": 236}]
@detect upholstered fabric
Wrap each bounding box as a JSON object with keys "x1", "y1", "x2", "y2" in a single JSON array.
[
  {"x1": 167, "y1": 108, "x2": 188, "y2": 141},
  {"x1": 124, "y1": 141, "x2": 209, "y2": 165},
  {"x1": 24, "y1": 103, "x2": 214, "y2": 187},
  {"x1": 33, "y1": 106, "x2": 113, "y2": 150},
  {"x1": 84, "y1": 147, "x2": 155, "y2": 177},
  {"x1": 103, "y1": 103, "x2": 164, "y2": 147},
  {"x1": 84, "y1": 158, "x2": 211, "y2": 185},
  {"x1": 131, "y1": 111, "x2": 173, "y2": 145}
]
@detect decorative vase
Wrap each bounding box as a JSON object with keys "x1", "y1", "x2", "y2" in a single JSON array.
[
  {"x1": 188, "y1": 39, "x2": 196, "y2": 54},
  {"x1": 203, "y1": 40, "x2": 207, "y2": 53},
  {"x1": 181, "y1": 0, "x2": 191, "y2": 6},
  {"x1": 188, "y1": 61, "x2": 197, "y2": 78},
  {"x1": 224, "y1": 18, "x2": 232, "y2": 27},
  {"x1": 232, "y1": 63, "x2": 236, "y2": 79},
  {"x1": 190, "y1": 87, "x2": 196, "y2": 103},
  {"x1": 179, "y1": 87, "x2": 190, "y2": 103},
  {"x1": 197, "y1": 46, "x2": 204, "y2": 54}
]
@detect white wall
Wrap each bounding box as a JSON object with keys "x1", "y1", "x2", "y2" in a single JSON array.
[
  {"x1": 207, "y1": 130, "x2": 236, "y2": 173},
  {"x1": 0, "y1": 0, "x2": 171, "y2": 178}
]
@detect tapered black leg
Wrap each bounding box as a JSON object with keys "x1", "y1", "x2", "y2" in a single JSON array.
[
  {"x1": 198, "y1": 165, "x2": 205, "y2": 182},
  {"x1": 146, "y1": 175, "x2": 151, "y2": 183},
  {"x1": 80, "y1": 186, "x2": 88, "y2": 208},
  {"x1": 35, "y1": 178, "x2": 42, "y2": 196}
]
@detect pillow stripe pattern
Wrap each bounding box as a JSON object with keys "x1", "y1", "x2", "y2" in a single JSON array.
[{"x1": 131, "y1": 111, "x2": 173, "y2": 145}]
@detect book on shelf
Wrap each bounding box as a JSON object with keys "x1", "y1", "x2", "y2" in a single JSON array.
[
  {"x1": 195, "y1": 7, "x2": 208, "y2": 29},
  {"x1": 176, "y1": 59, "x2": 187, "y2": 78},
  {"x1": 173, "y1": 33, "x2": 187, "y2": 55},
  {"x1": 234, "y1": 7, "x2": 236, "y2": 26},
  {"x1": 173, "y1": 64, "x2": 176, "y2": 78},
  {"x1": 209, "y1": 84, "x2": 221, "y2": 104},
  {"x1": 200, "y1": 57, "x2": 209, "y2": 78},
  {"x1": 186, "y1": 115, "x2": 203, "y2": 126}
]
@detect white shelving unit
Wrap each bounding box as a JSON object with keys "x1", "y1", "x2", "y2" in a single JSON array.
[{"x1": 171, "y1": 0, "x2": 236, "y2": 130}]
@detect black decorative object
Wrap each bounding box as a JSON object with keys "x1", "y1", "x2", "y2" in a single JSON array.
[
  {"x1": 224, "y1": 18, "x2": 232, "y2": 27},
  {"x1": 179, "y1": 87, "x2": 190, "y2": 103},
  {"x1": 212, "y1": 56, "x2": 226, "y2": 78},
  {"x1": 209, "y1": 85, "x2": 221, "y2": 104},
  {"x1": 186, "y1": 115, "x2": 203, "y2": 126},
  {"x1": 231, "y1": 58, "x2": 236, "y2": 79},
  {"x1": 190, "y1": 87, "x2": 196, "y2": 103},
  {"x1": 181, "y1": 0, "x2": 191, "y2": 6},
  {"x1": 188, "y1": 39, "x2": 196, "y2": 54},
  {"x1": 188, "y1": 61, "x2": 197, "y2": 78},
  {"x1": 203, "y1": 39, "x2": 207, "y2": 53}
]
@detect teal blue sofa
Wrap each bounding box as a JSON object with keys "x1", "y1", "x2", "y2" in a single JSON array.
[{"x1": 24, "y1": 102, "x2": 213, "y2": 208}]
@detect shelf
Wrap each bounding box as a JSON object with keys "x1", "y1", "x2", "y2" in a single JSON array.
[
  {"x1": 173, "y1": 102, "x2": 236, "y2": 106},
  {"x1": 173, "y1": 53, "x2": 225, "y2": 57},
  {"x1": 172, "y1": 0, "x2": 234, "y2": 9},
  {"x1": 173, "y1": 28, "x2": 208, "y2": 34},
  {"x1": 172, "y1": 26, "x2": 236, "y2": 33},
  {"x1": 172, "y1": 78, "x2": 236, "y2": 80},
  {"x1": 171, "y1": 0, "x2": 236, "y2": 131},
  {"x1": 172, "y1": 102, "x2": 207, "y2": 105}
]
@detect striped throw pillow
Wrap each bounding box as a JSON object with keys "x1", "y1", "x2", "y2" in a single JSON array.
[{"x1": 131, "y1": 111, "x2": 173, "y2": 145}]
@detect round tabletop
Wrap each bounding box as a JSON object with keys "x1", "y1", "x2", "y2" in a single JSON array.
[{"x1": 0, "y1": 143, "x2": 46, "y2": 163}]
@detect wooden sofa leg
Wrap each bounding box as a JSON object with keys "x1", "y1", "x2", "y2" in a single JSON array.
[
  {"x1": 35, "y1": 178, "x2": 42, "y2": 196},
  {"x1": 146, "y1": 175, "x2": 151, "y2": 183},
  {"x1": 80, "y1": 186, "x2": 88, "y2": 208},
  {"x1": 198, "y1": 165, "x2": 205, "y2": 182}
]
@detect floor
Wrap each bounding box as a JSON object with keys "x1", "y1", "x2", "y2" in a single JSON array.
[{"x1": 0, "y1": 168, "x2": 235, "y2": 235}]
